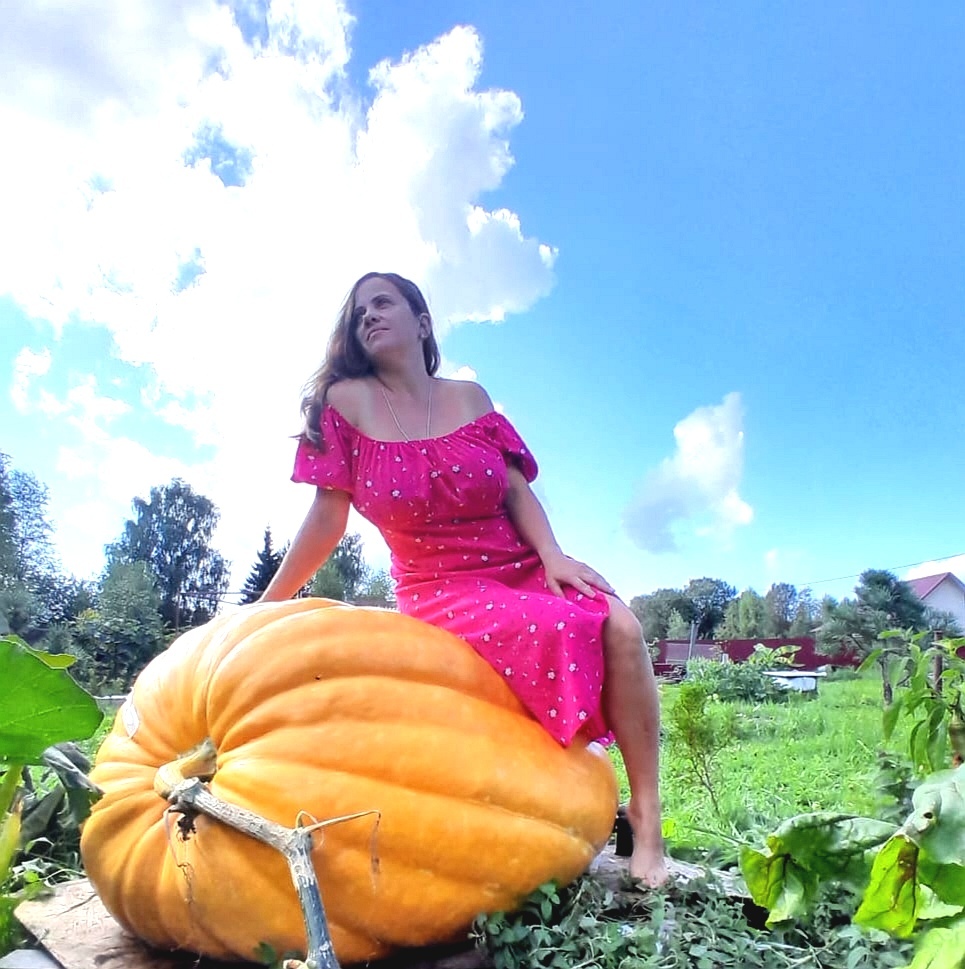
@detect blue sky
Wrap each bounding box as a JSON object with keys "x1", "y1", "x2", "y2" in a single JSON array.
[{"x1": 1, "y1": 0, "x2": 962, "y2": 605}]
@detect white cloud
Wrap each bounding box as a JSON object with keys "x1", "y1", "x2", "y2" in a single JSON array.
[
  {"x1": 623, "y1": 392, "x2": 753, "y2": 553},
  {"x1": 0, "y1": 4, "x2": 556, "y2": 586},
  {"x1": 906, "y1": 555, "x2": 965, "y2": 583},
  {"x1": 445, "y1": 365, "x2": 478, "y2": 382},
  {"x1": 51, "y1": 438, "x2": 194, "y2": 579},
  {"x1": 64, "y1": 379, "x2": 131, "y2": 440},
  {"x1": 10, "y1": 347, "x2": 52, "y2": 412},
  {"x1": 0, "y1": 0, "x2": 235, "y2": 127}
]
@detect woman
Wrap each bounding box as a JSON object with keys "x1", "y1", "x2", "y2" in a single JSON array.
[{"x1": 261, "y1": 272, "x2": 668, "y2": 887}]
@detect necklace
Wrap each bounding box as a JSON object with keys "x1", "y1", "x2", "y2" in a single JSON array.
[{"x1": 379, "y1": 379, "x2": 433, "y2": 442}]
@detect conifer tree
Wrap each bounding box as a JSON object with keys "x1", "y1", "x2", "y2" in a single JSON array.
[{"x1": 240, "y1": 526, "x2": 284, "y2": 604}]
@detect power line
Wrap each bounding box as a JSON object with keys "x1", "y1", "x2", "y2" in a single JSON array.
[{"x1": 801, "y1": 551, "x2": 965, "y2": 589}]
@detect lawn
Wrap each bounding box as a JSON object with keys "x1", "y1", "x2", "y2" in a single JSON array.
[{"x1": 610, "y1": 673, "x2": 905, "y2": 859}]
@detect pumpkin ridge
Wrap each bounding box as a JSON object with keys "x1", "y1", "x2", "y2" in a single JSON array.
[
  {"x1": 210, "y1": 767, "x2": 605, "y2": 888},
  {"x1": 192, "y1": 600, "x2": 334, "y2": 734},
  {"x1": 218, "y1": 761, "x2": 601, "y2": 842},
  {"x1": 207, "y1": 607, "x2": 520, "y2": 704},
  {"x1": 214, "y1": 746, "x2": 611, "y2": 838},
  {"x1": 212, "y1": 685, "x2": 534, "y2": 754}
]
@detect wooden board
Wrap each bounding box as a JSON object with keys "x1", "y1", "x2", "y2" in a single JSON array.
[
  {"x1": 15, "y1": 880, "x2": 249, "y2": 969},
  {"x1": 14, "y1": 879, "x2": 488, "y2": 969}
]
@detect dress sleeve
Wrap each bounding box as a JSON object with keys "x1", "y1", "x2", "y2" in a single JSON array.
[
  {"x1": 488, "y1": 413, "x2": 538, "y2": 483},
  {"x1": 291, "y1": 405, "x2": 357, "y2": 495}
]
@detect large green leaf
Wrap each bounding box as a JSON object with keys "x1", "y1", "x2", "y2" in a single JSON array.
[
  {"x1": 741, "y1": 812, "x2": 896, "y2": 900},
  {"x1": 908, "y1": 767, "x2": 965, "y2": 865},
  {"x1": 854, "y1": 833, "x2": 919, "y2": 937},
  {"x1": 772, "y1": 813, "x2": 897, "y2": 880},
  {"x1": 907, "y1": 921, "x2": 965, "y2": 969},
  {"x1": 0, "y1": 637, "x2": 102, "y2": 763},
  {"x1": 918, "y1": 860, "x2": 965, "y2": 907},
  {"x1": 739, "y1": 847, "x2": 818, "y2": 925},
  {"x1": 915, "y1": 883, "x2": 964, "y2": 922}
]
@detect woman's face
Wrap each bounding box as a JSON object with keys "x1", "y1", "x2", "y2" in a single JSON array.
[{"x1": 352, "y1": 277, "x2": 426, "y2": 360}]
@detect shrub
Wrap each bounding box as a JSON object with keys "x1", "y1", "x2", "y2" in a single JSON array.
[{"x1": 684, "y1": 658, "x2": 788, "y2": 704}]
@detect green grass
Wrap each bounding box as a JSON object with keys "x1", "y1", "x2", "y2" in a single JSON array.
[{"x1": 610, "y1": 673, "x2": 909, "y2": 857}]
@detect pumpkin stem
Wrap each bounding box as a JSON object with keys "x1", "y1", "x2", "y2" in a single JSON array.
[
  {"x1": 154, "y1": 738, "x2": 218, "y2": 798},
  {"x1": 157, "y1": 775, "x2": 342, "y2": 969}
]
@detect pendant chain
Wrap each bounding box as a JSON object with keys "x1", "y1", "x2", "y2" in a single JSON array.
[{"x1": 379, "y1": 379, "x2": 433, "y2": 442}]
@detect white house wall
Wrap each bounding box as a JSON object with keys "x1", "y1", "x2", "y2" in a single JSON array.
[{"x1": 926, "y1": 579, "x2": 965, "y2": 630}]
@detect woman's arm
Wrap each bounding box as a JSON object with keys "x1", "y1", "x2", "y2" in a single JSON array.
[
  {"x1": 260, "y1": 488, "x2": 351, "y2": 601},
  {"x1": 504, "y1": 465, "x2": 615, "y2": 599}
]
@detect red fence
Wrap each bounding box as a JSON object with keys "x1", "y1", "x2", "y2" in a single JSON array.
[{"x1": 652, "y1": 636, "x2": 859, "y2": 679}]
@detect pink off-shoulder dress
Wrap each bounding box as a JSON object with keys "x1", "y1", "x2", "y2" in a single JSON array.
[{"x1": 291, "y1": 404, "x2": 611, "y2": 746}]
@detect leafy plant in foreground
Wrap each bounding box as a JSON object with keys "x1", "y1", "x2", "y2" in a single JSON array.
[
  {"x1": 472, "y1": 870, "x2": 912, "y2": 968},
  {"x1": 0, "y1": 635, "x2": 103, "y2": 955},
  {"x1": 667, "y1": 682, "x2": 732, "y2": 818},
  {"x1": 868, "y1": 630, "x2": 965, "y2": 774},
  {"x1": 741, "y1": 764, "x2": 965, "y2": 969}
]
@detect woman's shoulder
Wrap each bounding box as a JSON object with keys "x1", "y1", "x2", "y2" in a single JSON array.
[
  {"x1": 325, "y1": 379, "x2": 369, "y2": 423},
  {"x1": 436, "y1": 377, "x2": 494, "y2": 422}
]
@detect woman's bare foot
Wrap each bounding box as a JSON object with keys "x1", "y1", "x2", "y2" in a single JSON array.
[
  {"x1": 624, "y1": 800, "x2": 670, "y2": 887},
  {"x1": 630, "y1": 842, "x2": 670, "y2": 887}
]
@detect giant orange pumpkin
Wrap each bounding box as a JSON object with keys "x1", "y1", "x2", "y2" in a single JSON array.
[{"x1": 81, "y1": 598, "x2": 618, "y2": 964}]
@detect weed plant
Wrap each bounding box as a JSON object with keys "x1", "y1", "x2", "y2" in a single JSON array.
[{"x1": 473, "y1": 874, "x2": 914, "y2": 969}]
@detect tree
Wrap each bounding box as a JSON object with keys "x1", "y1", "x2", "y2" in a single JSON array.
[
  {"x1": 817, "y1": 569, "x2": 928, "y2": 703},
  {"x1": 683, "y1": 577, "x2": 737, "y2": 639},
  {"x1": 32, "y1": 573, "x2": 95, "y2": 625},
  {"x1": 924, "y1": 607, "x2": 963, "y2": 637},
  {"x1": 107, "y1": 478, "x2": 230, "y2": 630},
  {"x1": 8, "y1": 468, "x2": 55, "y2": 582},
  {"x1": 240, "y1": 527, "x2": 285, "y2": 604},
  {"x1": 0, "y1": 453, "x2": 16, "y2": 579},
  {"x1": 629, "y1": 588, "x2": 695, "y2": 642},
  {"x1": 666, "y1": 608, "x2": 691, "y2": 639},
  {"x1": 717, "y1": 589, "x2": 767, "y2": 640},
  {"x1": 307, "y1": 533, "x2": 373, "y2": 603},
  {"x1": 763, "y1": 583, "x2": 799, "y2": 638},
  {"x1": 789, "y1": 588, "x2": 819, "y2": 637},
  {"x1": 310, "y1": 560, "x2": 346, "y2": 600},
  {"x1": 329, "y1": 533, "x2": 367, "y2": 601},
  {"x1": 73, "y1": 561, "x2": 165, "y2": 688},
  {"x1": 355, "y1": 569, "x2": 396, "y2": 608},
  {"x1": 0, "y1": 457, "x2": 89, "y2": 639},
  {"x1": 0, "y1": 581, "x2": 42, "y2": 640}
]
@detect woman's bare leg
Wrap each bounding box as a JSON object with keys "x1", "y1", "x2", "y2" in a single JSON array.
[{"x1": 600, "y1": 596, "x2": 669, "y2": 887}]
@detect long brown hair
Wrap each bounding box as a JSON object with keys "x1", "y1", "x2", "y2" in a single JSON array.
[{"x1": 300, "y1": 272, "x2": 441, "y2": 447}]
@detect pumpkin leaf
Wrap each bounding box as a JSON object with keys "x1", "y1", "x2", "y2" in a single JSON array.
[{"x1": 0, "y1": 636, "x2": 102, "y2": 764}]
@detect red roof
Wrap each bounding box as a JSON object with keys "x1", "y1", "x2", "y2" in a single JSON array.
[{"x1": 907, "y1": 572, "x2": 965, "y2": 600}]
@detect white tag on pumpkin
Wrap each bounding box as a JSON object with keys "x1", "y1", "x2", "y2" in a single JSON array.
[{"x1": 120, "y1": 698, "x2": 140, "y2": 738}]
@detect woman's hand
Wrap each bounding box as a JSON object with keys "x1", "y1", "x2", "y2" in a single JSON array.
[{"x1": 540, "y1": 549, "x2": 616, "y2": 599}]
